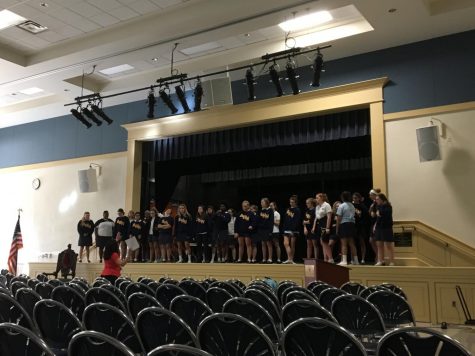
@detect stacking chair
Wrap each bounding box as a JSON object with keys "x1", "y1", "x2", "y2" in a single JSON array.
[
  {"x1": 205, "y1": 287, "x2": 233, "y2": 312},
  {"x1": 367, "y1": 290, "x2": 416, "y2": 328},
  {"x1": 209, "y1": 281, "x2": 242, "y2": 297},
  {"x1": 15, "y1": 287, "x2": 41, "y2": 318},
  {"x1": 0, "y1": 292, "x2": 36, "y2": 331},
  {"x1": 155, "y1": 284, "x2": 187, "y2": 309},
  {"x1": 307, "y1": 280, "x2": 326, "y2": 290},
  {"x1": 282, "y1": 300, "x2": 337, "y2": 327},
  {"x1": 136, "y1": 307, "x2": 197, "y2": 353},
  {"x1": 48, "y1": 279, "x2": 64, "y2": 288},
  {"x1": 227, "y1": 279, "x2": 246, "y2": 292},
  {"x1": 34, "y1": 299, "x2": 83, "y2": 354},
  {"x1": 148, "y1": 344, "x2": 213, "y2": 356},
  {"x1": 85, "y1": 287, "x2": 128, "y2": 314},
  {"x1": 27, "y1": 278, "x2": 40, "y2": 290},
  {"x1": 359, "y1": 285, "x2": 388, "y2": 299},
  {"x1": 310, "y1": 283, "x2": 332, "y2": 298},
  {"x1": 341, "y1": 282, "x2": 367, "y2": 296},
  {"x1": 128, "y1": 292, "x2": 162, "y2": 320},
  {"x1": 51, "y1": 285, "x2": 86, "y2": 319},
  {"x1": 283, "y1": 317, "x2": 367, "y2": 356},
  {"x1": 376, "y1": 327, "x2": 471, "y2": 356},
  {"x1": 178, "y1": 280, "x2": 207, "y2": 302},
  {"x1": 10, "y1": 281, "x2": 28, "y2": 297},
  {"x1": 125, "y1": 282, "x2": 155, "y2": 299},
  {"x1": 243, "y1": 288, "x2": 281, "y2": 325},
  {"x1": 147, "y1": 281, "x2": 162, "y2": 293},
  {"x1": 83, "y1": 302, "x2": 145, "y2": 355},
  {"x1": 100, "y1": 284, "x2": 128, "y2": 307},
  {"x1": 378, "y1": 283, "x2": 408, "y2": 300},
  {"x1": 170, "y1": 295, "x2": 212, "y2": 333},
  {"x1": 0, "y1": 322, "x2": 55, "y2": 356},
  {"x1": 245, "y1": 285, "x2": 280, "y2": 307},
  {"x1": 68, "y1": 330, "x2": 135, "y2": 356},
  {"x1": 197, "y1": 313, "x2": 276, "y2": 356},
  {"x1": 281, "y1": 286, "x2": 317, "y2": 306},
  {"x1": 277, "y1": 282, "x2": 297, "y2": 305},
  {"x1": 318, "y1": 287, "x2": 347, "y2": 311},
  {"x1": 119, "y1": 280, "x2": 132, "y2": 294},
  {"x1": 35, "y1": 282, "x2": 54, "y2": 299},
  {"x1": 285, "y1": 290, "x2": 318, "y2": 305}
]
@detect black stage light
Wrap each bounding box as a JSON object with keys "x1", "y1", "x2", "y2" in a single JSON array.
[
  {"x1": 146, "y1": 89, "x2": 156, "y2": 118},
  {"x1": 91, "y1": 105, "x2": 113, "y2": 125},
  {"x1": 311, "y1": 50, "x2": 324, "y2": 87},
  {"x1": 245, "y1": 68, "x2": 256, "y2": 101},
  {"x1": 193, "y1": 80, "x2": 203, "y2": 112},
  {"x1": 269, "y1": 64, "x2": 283, "y2": 97},
  {"x1": 159, "y1": 88, "x2": 178, "y2": 114},
  {"x1": 285, "y1": 60, "x2": 300, "y2": 95},
  {"x1": 71, "y1": 108, "x2": 92, "y2": 128},
  {"x1": 82, "y1": 107, "x2": 102, "y2": 126},
  {"x1": 175, "y1": 84, "x2": 191, "y2": 113}
]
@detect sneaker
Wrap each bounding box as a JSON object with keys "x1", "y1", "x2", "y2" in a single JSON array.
[
  {"x1": 87, "y1": 260, "x2": 91, "y2": 263},
  {"x1": 247, "y1": 260, "x2": 251, "y2": 263},
  {"x1": 267, "y1": 259, "x2": 273, "y2": 264},
  {"x1": 352, "y1": 260, "x2": 360, "y2": 265},
  {"x1": 210, "y1": 259, "x2": 214, "y2": 264},
  {"x1": 276, "y1": 259, "x2": 282, "y2": 264},
  {"x1": 236, "y1": 259, "x2": 242, "y2": 263},
  {"x1": 283, "y1": 260, "x2": 291, "y2": 264},
  {"x1": 291, "y1": 261, "x2": 297, "y2": 264},
  {"x1": 361, "y1": 259, "x2": 365, "y2": 264},
  {"x1": 337, "y1": 261, "x2": 348, "y2": 266},
  {"x1": 328, "y1": 259, "x2": 335, "y2": 264},
  {"x1": 374, "y1": 261, "x2": 385, "y2": 266},
  {"x1": 78, "y1": 259, "x2": 82, "y2": 263},
  {"x1": 176, "y1": 258, "x2": 183, "y2": 263},
  {"x1": 188, "y1": 259, "x2": 192, "y2": 263},
  {"x1": 155, "y1": 259, "x2": 160, "y2": 263},
  {"x1": 388, "y1": 262, "x2": 395, "y2": 266}
]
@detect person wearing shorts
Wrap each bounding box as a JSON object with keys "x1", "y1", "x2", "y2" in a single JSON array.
[
  {"x1": 303, "y1": 197, "x2": 317, "y2": 259},
  {"x1": 234, "y1": 201, "x2": 257, "y2": 263},
  {"x1": 227, "y1": 209, "x2": 237, "y2": 262},
  {"x1": 77, "y1": 211, "x2": 94, "y2": 263},
  {"x1": 147, "y1": 209, "x2": 160, "y2": 262},
  {"x1": 215, "y1": 204, "x2": 231, "y2": 263},
  {"x1": 374, "y1": 193, "x2": 395, "y2": 266},
  {"x1": 195, "y1": 205, "x2": 209, "y2": 263},
  {"x1": 94, "y1": 210, "x2": 114, "y2": 263},
  {"x1": 312, "y1": 193, "x2": 333, "y2": 263},
  {"x1": 336, "y1": 192, "x2": 358, "y2": 266},
  {"x1": 158, "y1": 209, "x2": 173, "y2": 262},
  {"x1": 269, "y1": 202, "x2": 282, "y2": 263},
  {"x1": 174, "y1": 204, "x2": 193, "y2": 263},
  {"x1": 283, "y1": 195, "x2": 301, "y2": 264}
]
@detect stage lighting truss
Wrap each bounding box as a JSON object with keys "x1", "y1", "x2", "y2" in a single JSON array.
[{"x1": 66, "y1": 45, "x2": 330, "y2": 119}]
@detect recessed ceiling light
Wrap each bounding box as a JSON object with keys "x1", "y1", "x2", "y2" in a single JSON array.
[
  {"x1": 0, "y1": 9, "x2": 27, "y2": 31},
  {"x1": 388, "y1": 8, "x2": 397, "y2": 13},
  {"x1": 152, "y1": 57, "x2": 159, "y2": 62},
  {"x1": 99, "y1": 64, "x2": 135, "y2": 75},
  {"x1": 40, "y1": 3, "x2": 49, "y2": 7},
  {"x1": 64, "y1": 88, "x2": 70, "y2": 92},
  {"x1": 279, "y1": 10, "x2": 333, "y2": 32},
  {"x1": 19, "y1": 87, "x2": 44, "y2": 95},
  {"x1": 244, "y1": 33, "x2": 251, "y2": 37}
]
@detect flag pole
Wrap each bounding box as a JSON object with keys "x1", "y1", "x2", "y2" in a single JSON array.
[{"x1": 17, "y1": 208, "x2": 22, "y2": 218}]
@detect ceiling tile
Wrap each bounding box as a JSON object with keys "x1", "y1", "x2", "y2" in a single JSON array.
[
  {"x1": 0, "y1": 26, "x2": 31, "y2": 40},
  {"x1": 109, "y1": 6, "x2": 140, "y2": 21},
  {"x1": 19, "y1": 35, "x2": 52, "y2": 47},
  {"x1": 0, "y1": 0, "x2": 21, "y2": 9},
  {"x1": 27, "y1": 1, "x2": 64, "y2": 13},
  {"x1": 127, "y1": 0, "x2": 160, "y2": 15},
  {"x1": 66, "y1": 1, "x2": 103, "y2": 17},
  {"x1": 55, "y1": 24, "x2": 84, "y2": 37},
  {"x1": 151, "y1": 0, "x2": 185, "y2": 9},
  {"x1": 86, "y1": 0, "x2": 123, "y2": 12},
  {"x1": 89, "y1": 12, "x2": 121, "y2": 27},
  {"x1": 217, "y1": 36, "x2": 245, "y2": 50},
  {"x1": 32, "y1": 14, "x2": 68, "y2": 31},
  {"x1": 7, "y1": 4, "x2": 39, "y2": 18},
  {"x1": 36, "y1": 30, "x2": 67, "y2": 43},
  {"x1": 49, "y1": 8, "x2": 101, "y2": 33}
]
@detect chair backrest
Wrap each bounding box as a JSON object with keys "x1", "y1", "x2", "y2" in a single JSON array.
[
  {"x1": 147, "y1": 281, "x2": 162, "y2": 293},
  {"x1": 318, "y1": 288, "x2": 348, "y2": 311},
  {"x1": 282, "y1": 300, "x2": 337, "y2": 327},
  {"x1": 85, "y1": 287, "x2": 128, "y2": 314},
  {"x1": 367, "y1": 291, "x2": 415, "y2": 328},
  {"x1": 35, "y1": 282, "x2": 54, "y2": 299},
  {"x1": 379, "y1": 283, "x2": 408, "y2": 300},
  {"x1": 197, "y1": 313, "x2": 276, "y2": 356},
  {"x1": 243, "y1": 288, "x2": 282, "y2": 324},
  {"x1": 0, "y1": 274, "x2": 7, "y2": 288},
  {"x1": 310, "y1": 283, "x2": 332, "y2": 298},
  {"x1": 119, "y1": 280, "x2": 132, "y2": 294},
  {"x1": 359, "y1": 285, "x2": 388, "y2": 299},
  {"x1": 0, "y1": 292, "x2": 36, "y2": 331},
  {"x1": 34, "y1": 299, "x2": 82, "y2": 351},
  {"x1": 100, "y1": 284, "x2": 128, "y2": 306},
  {"x1": 170, "y1": 295, "x2": 212, "y2": 333},
  {"x1": 27, "y1": 279, "x2": 40, "y2": 290},
  {"x1": 69, "y1": 282, "x2": 87, "y2": 297},
  {"x1": 223, "y1": 297, "x2": 280, "y2": 344},
  {"x1": 277, "y1": 282, "x2": 297, "y2": 305},
  {"x1": 246, "y1": 284, "x2": 280, "y2": 307},
  {"x1": 282, "y1": 286, "x2": 317, "y2": 305},
  {"x1": 285, "y1": 290, "x2": 318, "y2": 305},
  {"x1": 205, "y1": 287, "x2": 233, "y2": 313},
  {"x1": 283, "y1": 317, "x2": 367, "y2": 356},
  {"x1": 37, "y1": 274, "x2": 48, "y2": 282},
  {"x1": 10, "y1": 281, "x2": 28, "y2": 296},
  {"x1": 209, "y1": 281, "x2": 242, "y2": 297},
  {"x1": 136, "y1": 307, "x2": 197, "y2": 353},
  {"x1": 148, "y1": 344, "x2": 213, "y2": 356},
  {"x1": 155, "y1": 284, "x2": 187, "y2": 309},
  {"x1": 128, "y1": 292, "x2": 162, "y2": 320},
  {"x1": 341, "y1": 282, "x2": 367, "y2": 296},
  {"x1": 48, "y1": 279, "x2": 64, "y2": 287},
  {"x1": 0, "y1": 322, "x2": 55, "y2": 356},
  {"x1": 178, "y1": 280, "x2": 207, "y2": 302},
  {"x1": 51, "y1": 285, "x2": 86, "y2": 319},
  {"x1": 139, "y1": 278, "x2": 155, "y2": 285},
  {"x1": 376, "y1": 327, "x2": 471, "y2": 356},
  {"x1": 125, "y1": 282, "x2": 155, "y2": 299},
  {"x1": 114, "y1": 277, "x2": 130, "y2": 288},
  {"x1": 71, "y1": 279, "x2": 90, "y2": 292},
  {"x1": 331, "y1": 294, "x2": 386, "y2": 337},
  {"x1": 68, "y1": 330, "x2": 135, "y2": 356},
  {"x1": 163, "y1": 279, "x2": 179, "y2": 285},
  {"x1": 227, "y1": 279, "x2": 246, "y2": 292},
  {"x1": 15, "y1": 287, "x2": 41, "y2": 318},
  {"x1": 83, "y1": 302, "x2": 145, "y2": 354},
  {"x1": 306, "y1": 280, "x2": 326, "y2": 290}
]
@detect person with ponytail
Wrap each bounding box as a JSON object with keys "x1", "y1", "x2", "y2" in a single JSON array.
[
  {"x1": 374, "y1": 193, "x2": 395, "y2": 266},
  {"x1": 174, "y1": 204, "x2": 193, "y2": 263}
]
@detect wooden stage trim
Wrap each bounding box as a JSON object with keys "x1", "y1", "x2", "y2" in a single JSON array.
[{"x1": 29, "y1": 262, "x2": 475, "y2": 325}]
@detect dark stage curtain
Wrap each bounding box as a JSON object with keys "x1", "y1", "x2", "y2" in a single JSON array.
[{"x1": 142, "y1": 109, "x2": 370, "y2": 162}]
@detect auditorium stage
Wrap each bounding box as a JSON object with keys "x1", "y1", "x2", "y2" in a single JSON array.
[{"x1": 28, "y1": 261, "x2": 475, "y2": 326}]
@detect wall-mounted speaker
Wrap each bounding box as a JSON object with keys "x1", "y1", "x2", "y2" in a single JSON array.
[
  {"x1": 416, "y1": 126, "x2": 441, "y2": 162},
  {"x1": 78, "y1": 168, "x2": 98, "y2": 193}
]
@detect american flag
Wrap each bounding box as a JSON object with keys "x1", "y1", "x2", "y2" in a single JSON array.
[{"x1": 8, "y1": 216, "x2": 23, "y2": 275}]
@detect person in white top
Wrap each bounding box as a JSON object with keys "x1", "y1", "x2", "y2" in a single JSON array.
[
  {"x1": 227, "y1": 209, "x2": 237, "y2": 262},
  {"x1": 312, "y1": 193, "x2": 333, "y2": 263},
  {"x1": 269, "y1": 201, "x2": 282, "y2": 263}
]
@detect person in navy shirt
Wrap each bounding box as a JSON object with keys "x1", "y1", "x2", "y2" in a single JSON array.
[
  {"x1": 174, "y1": 204, "x2": 193, "y2": 263},
  {"x1": 374, "y1": 193, "x2": 395, "y2": 266},
  {"x1": 215, "y1": 204, "x2": 231, "y2": 263},
  {"x1": 258, "y1": 198, "x2": 274, "y2": 263},
  {"x1": 114, "y1": 208, "x2": 130, "y2": 261},
  {"x1": 194, "y1": 205, "x2": 209, "y2": 263},
  {"x1": 234, "y1": 200, "x2": 257, "y2": 263},
  {"x1": 303, "y1": 197, "x2": 317, "y2": 259},
  {"x1": 158, "y1": 208, "x2": 174, "y2": 262},
  {"x1": 283, "y1": 195, "x2": 302, "y2": 264}
]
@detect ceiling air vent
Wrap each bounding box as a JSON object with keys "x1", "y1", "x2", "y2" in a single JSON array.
[{"x1": 17, "y1": 20, "x2": 48, "y2": 34}]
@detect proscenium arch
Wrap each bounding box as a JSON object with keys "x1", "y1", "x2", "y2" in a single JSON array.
[{"x1": 123, "y1": 77, "x2": 388, "y2": 211}]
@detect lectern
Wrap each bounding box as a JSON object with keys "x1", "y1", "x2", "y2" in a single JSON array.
[{"x1": 303, "y1": 259, "x2": 349, "y2": 287}]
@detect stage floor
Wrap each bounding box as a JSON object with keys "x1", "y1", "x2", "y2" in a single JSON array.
[{"x1": 28, "y1": 261, "x2": 475, "y2": 326}]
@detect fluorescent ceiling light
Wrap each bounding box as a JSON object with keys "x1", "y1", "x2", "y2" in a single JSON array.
[
  {"x1": 99, "y1": 64, "x2": 134, "y2": 75},
  {"x1": 19, "y1": 87, "x2": 44, "y2": 95},
  {"x1": 279, "y1": 11, "x2": 332, "y2": 32},
  {"x1": 180, "y1": 42, "x2": 222, "y2": 56},
  {"x1": 0, "y1": 9, "x2": 27, "y2": 30}
]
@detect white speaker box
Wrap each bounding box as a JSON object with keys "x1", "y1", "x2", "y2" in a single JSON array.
[
  {"x1": 416, "y1": 126, "x2": 441, "y2": 162},
  {"x1": 202, "y1": 77, "x2": 233, "y2": 108},
  {"x1": 78, "y1": 168, "x2": 98, "y2": 193}
]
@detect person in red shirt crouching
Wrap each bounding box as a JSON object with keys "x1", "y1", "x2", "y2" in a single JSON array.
[{"x1": 101, "y1": 240, "x2": 127, "y2": 285}]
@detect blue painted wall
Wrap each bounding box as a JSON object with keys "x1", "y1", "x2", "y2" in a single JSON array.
[{"x1": 1, "y1": 30, "x2": 474, "y2": 169}]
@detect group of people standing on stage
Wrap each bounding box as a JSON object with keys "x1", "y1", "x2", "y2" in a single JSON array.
[{"x1": 76, "y1": 188, "x2": 395, "y2": 266}]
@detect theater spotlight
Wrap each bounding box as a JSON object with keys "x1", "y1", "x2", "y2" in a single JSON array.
[
  {"x1": 159, "y1": 87, "x2": 178, "y2": 114},
  {"x1": 146, "y1": 88, "x2": 156, "y2": 119},
  {"x1": 311, "y1": 50, "x2": 324, "y2": 87},
  {"x1": 175, "y1": 82, "x2": 191, "y2": 113},
  {"x1": 91, "y1": 104, "x2": 113, "y2": 125},
  {"x1": 71, "y1": 108, "x2": 92, "y2": 128},
  {"x1": 82, "y1": 107, "x2": 102, "y2": 126},
  {"x1": 245, "y1": 67, "x2": 256, "y2": 101},
  {"x1": 285, "y1": 60, "x2": 300, "y2": 95},
  {"x1": 193, "y1": 80, "x2": 203, "y2": 112},
  {"x1": 269, "y1": 63, "x2": 283, "y2": 97}
]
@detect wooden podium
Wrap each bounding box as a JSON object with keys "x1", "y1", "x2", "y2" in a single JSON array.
[{"x1": 303, "y1": 259, "x2": 350, "y2": 288}]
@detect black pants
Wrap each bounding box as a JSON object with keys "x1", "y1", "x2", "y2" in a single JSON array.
[{"x1": 196, "y1": 233, "x2": 210, "y2": 262}]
